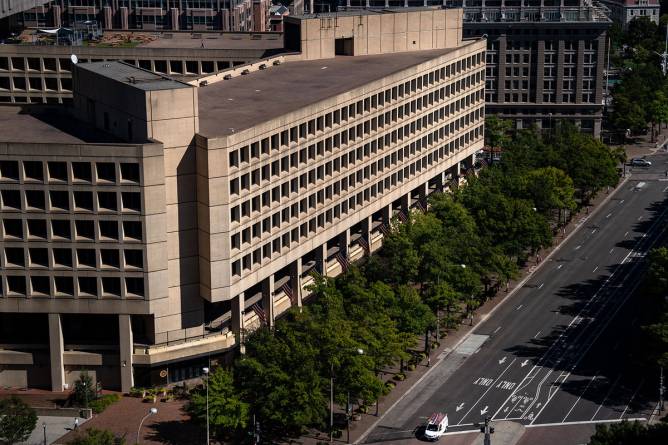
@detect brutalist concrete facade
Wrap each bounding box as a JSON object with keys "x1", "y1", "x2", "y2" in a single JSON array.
[{"x1": 0, "y1": 9, "x2": 485, "y2": 392}]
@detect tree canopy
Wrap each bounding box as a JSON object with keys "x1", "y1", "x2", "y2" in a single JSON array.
[{"x1": 0, "y1": 396, "x2": 37, "y2": 445}]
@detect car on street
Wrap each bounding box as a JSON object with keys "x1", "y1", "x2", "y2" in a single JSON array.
[
  {"x1": 630, "y1": 158, "x2": 652, "y2": 167},
  {"x1": 423, "y1": 412, "x2": 448, "y2": 441}
]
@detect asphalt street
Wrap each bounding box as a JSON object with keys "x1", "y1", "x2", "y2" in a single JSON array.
[{"x1": 363, "y1": 153, "x2": 668, "y2": 444}]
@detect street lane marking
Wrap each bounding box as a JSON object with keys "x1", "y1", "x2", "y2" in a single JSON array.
[
  {"x1": 538, "y1": 283, "x2": 544, "y2": 289},
  {"x1": 593, "y1": 266, "x2": 599, "y2": 273},
  {"x1": 493, "y1": 326, "x2": 501, "y2": 334},
  {"x1": 620, "y1": 199, "x2": 625, "y2": 204},
  {"x1": 456, "y1": 358, "x2": 517, "y2": 425},
  {"x1": 526, "y1": 418, "x2": 647, "y2": 428},
  {"x1": 480, "y1": 406, "x2": 489, "y2": 415},
  {"x1": 591, "y1": 229, "x2": 597, "y2": 234},
  {"x1": 591, "y1": 374, "x2": 622, "y2": 421},
  {"x1": 562, "y1": 373, "x2": 600, "y2": 422},
  {"x1": 499, "y1": 356, "x2": 507, "y2": 365},
  {"x1": 456, "y1": 403, "x2": 465, "y2": 412},
  {"x1": 557, "y1": 264, "x2": 563, "y2": 270},
  {"x1": 620, "y1": 380, "x2": 644, "y2": 419},
  {"x1": 473, "y1": 377, "x2": 494, "y2": 387},
  {"x1": 663, "y1": 185, "x2": 668, "y2": 192},
  {"x1": 624, "y1": 231, "x2": 629, "y2": 237},
  {"x1": 533, "y1": 330, "x2": 542, "y2": 339},
  {"x1": 575, "y1": 245, "x2": 582, "y2": 250},
  {"x1": 606, "y1": 213, "x2": 612, "y2": 218},
  {"x1": 609, "y1": 248, "x2": 614, "y2": 254},
  {"x1": 638, "y1": 216, "x2": 643, "y2": 221},
  {"x1": 521, "y1": 360, "x2": 529, "y2": 367},
  {"x1": 516, "y1": 304, "x2": 523, "y2": 310}
]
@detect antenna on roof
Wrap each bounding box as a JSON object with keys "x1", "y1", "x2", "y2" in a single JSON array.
[{"x1": 70, "y1": 54, "x2": 78, "y2": 65}]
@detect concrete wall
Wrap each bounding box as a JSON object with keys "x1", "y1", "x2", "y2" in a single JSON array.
[{"x1": 291, "y1": 8, "x2": 463, "y2": 61}]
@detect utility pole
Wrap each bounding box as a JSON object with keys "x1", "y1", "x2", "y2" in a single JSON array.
[
  {"x1": 659, "y1": 24, "x2": 668, "y2": 76},
  {"x1": 660, "y1": 367, "x2": 665, "y2": 413}
]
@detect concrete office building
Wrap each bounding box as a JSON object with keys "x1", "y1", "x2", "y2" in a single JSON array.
[
  {"x1": 599, "y1": 0, "x2": 660, "y2": 28},
  {"x1": 0, "y1": 8, "x2": 486, "y2": 391},
  {"x1": 0, "y1": 31, "x2": 284, "y2": 105}
]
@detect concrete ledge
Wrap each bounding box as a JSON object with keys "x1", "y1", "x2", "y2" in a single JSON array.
[{"x1": 0, "y1": 350, "x2": 34, "y2": 365}]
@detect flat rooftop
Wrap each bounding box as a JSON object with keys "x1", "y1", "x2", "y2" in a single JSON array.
[
  {"x1": 139, "y1": 32, "x2": 285, "y2": 50},
  {"x1": 0, "y1": 106, "x2": 123, "y2": 144},
  {"x1": 198, "y1": 47, "x2": 462, "y2": 138},
  {"x1": 78, "y1": 61, "x2": 191, "y2": 91}
]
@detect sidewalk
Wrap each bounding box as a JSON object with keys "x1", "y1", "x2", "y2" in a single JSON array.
[{"x1": 290, "y1": 176, "x2": 630, "y2": 445}]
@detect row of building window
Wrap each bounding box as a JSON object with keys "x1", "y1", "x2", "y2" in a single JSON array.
[
  {"x1": 0, "y1": 160, "x2": 140, "y2": 185},
  {"x1": 1, "y1": 218, "x2": 143, "y2": 243},
  {"x1": 0, "y1": 189, "x2": 142, "y2": 214},
  {"x1": 2, "y1": 247, "x2": 144, "y2": 271},
  {"x1": 230, "y1": 124, "x2": 483, "y2": 278},
  {"x1": 1, "y1": 274, "x2": 144, "y2": 298}
]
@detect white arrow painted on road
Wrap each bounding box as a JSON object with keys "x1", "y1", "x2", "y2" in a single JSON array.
[
  {"x1": 481, "y1": 406, "x2": 489, "y2": 416},
  {"x1": 456, "y1": 403, "x2": 465, "y2": 412},
  {"x1": 521, "y1": 360, "x2": 529, "y2": 367},
  {"x1": 499, "y1": 356, "x2": 507, "y2": 365}
]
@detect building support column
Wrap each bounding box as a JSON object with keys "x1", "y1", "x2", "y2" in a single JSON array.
[
  {"x1": 48, "y1": 314, "x2": 65, "y2": 392},
  {"x1": 338, "y1": 228, "x2": 350, "y2": 259},
  {"x1": 118, "y1": 314, "x2": 134, "y2": 393},
  {"x1": 290, "y1": 258, "x2": 303, "y2": 309},
  {"x1": 232, "y1": 292, "x2": 245, "y2": 352},
  {"x1": 361, "y1": 215, "x2": 371, "y2": 245},
  {"x1": 381, "y1": 205, "x2": 391, "y2": 228},
  {"x1": 417, "y1": 182, "x2": 429, "y2": 202},
  {"x1": 315, "y1": 243, "x2": 327, "y2": 276},
  {"x1": 400, "y1": 194, "x2": 410, "y2": 215},
  {"x1": 262, "y1": 275, "x2": 275, "y2": 328}
]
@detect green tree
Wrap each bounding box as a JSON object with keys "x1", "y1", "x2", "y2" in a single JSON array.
[
  {"x1": 186, "y1": 367, "x2": 249, "y2": 438},
  {"x1": 588, "y1": 420, "x2": 668, "y2": 445},
  {"x1": 484, "y1": 115, "x2": 512, "y2": 164},
  {"x1": 524, "y1": 167, "x2": 576, "y2": 223},
  {"x1": 648, "y1": 91, "x2": 668, "y2": 141},
  {"x1": 66, "y1": 428, "x2": 125, "y2": 445},
  {"x1": 0, "y1": 396, "x2": 37, "y2": 445},
  {"x1": 73, "y1": 372, "x2": 96, "y2": 408}
]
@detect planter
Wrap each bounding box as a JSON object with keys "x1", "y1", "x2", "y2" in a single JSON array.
[{"x1": 352, "y1": 413, "x2": 362, "y2": 421}]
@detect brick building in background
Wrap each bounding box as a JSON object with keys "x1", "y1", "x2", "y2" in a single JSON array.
[{"x1": 0, "y1": 8, "x2": 486, "y2": 392}]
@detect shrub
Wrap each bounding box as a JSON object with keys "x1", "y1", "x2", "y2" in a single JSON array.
[
  {"x1": 88, "y1": 394, "x2": 121, "y2": 414},
  {"x1": 407, "y1": 364, "x2": 416, "y2": 371},
  {"x1": 67, "y1": 428, "x2": 125, "y2": 445},
  {"x1": 393, "y1": 373, "x2": 406, "y2": 381},
  {"x1": 128, "y1": 387, "x2": 143, "y2": 398},
  {"x1": 73, "y1": 372, "x2": 96, "y2": 408}
]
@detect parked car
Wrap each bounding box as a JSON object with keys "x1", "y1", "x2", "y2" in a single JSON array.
[{"x1": 630, "y1": 158, "x2": 652, "y2": 167}]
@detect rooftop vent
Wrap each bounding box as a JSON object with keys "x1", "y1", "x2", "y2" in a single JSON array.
[
  {"x1": 199, "y1": 80, "x2": 209, "y2": 87},
  {"x1": 272, "y1": 59, "x2": 282, "y2": 66},
  {"x1": 223, "y1": 74, "x2": 232, "y2": 80},
  {"x1": 259, "y1": 64, "x2": 267, "y2": 70},
  {"x1": 241, "y1": 69, "x2": 250, "y2": 75}
]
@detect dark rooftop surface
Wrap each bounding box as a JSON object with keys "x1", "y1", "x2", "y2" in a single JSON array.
[
  {"x1": 78, "y1": 61, "x2": 190, "y2": 91},
  {"x1": 198, "y1": 48, "x2": 459, "y2": 138},
  {"x1": 0, "y1": 106, "x2": 123, "y2": 144}
]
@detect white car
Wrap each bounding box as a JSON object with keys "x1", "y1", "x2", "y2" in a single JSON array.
[{"x1": 423, "y1": 412, "x2": 448, "y2": 441}]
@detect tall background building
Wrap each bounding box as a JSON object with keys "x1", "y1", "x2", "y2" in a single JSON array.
[
  {"x1": 336, "y1": 1, "x2": 611, "y2": 136},
  {"x1": 0, "y1": 8, "x2": 486, "y2": 392}
]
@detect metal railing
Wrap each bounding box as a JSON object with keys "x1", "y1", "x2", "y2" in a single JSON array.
[{"x1": 462, "y1": 6, "x2": 611, "y2": 23}]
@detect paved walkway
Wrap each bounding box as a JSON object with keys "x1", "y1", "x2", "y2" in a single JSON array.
[
  {"x1": 54, "y1": 397, "x2": 202, "y2": 445},
  {"x1": 18, "y1": 416, "x2": 89, "y2": 445}
]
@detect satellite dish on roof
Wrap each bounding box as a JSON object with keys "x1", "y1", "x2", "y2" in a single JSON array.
[{"x1": 70, "y1": 54, "x2": 78, "y2": 65}]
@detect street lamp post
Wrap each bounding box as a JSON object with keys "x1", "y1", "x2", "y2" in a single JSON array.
[
  {"x1": 203, "y1": 367, "x2": 210, "y2": 445},
  {"x1": 42, "y1": 422, "x2": 46, "y2": 445},
  {"x1": 330, "y1": 348, "x2": 364, "y2": 443},
  {"x1": 137, "y1": 407, "x2": 158, "y2": 444}
]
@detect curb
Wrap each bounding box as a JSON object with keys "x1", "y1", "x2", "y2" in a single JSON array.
[{"x1": 354, "y1": 175, "x2": 630, "y2": 445}]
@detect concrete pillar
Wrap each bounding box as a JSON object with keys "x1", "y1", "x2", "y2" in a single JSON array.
[
  {"x1": 400, "y1": 194, "x2": 410, "y2": 214},
  {"x1": 310, "y1": 0, "x2": 314, "y2": 13},
  {"x1": 262, "y1": 275, "x2": 275, "y2": 327},
  {"x1": 315, "y1": 243, "x2": 327, "y2": 276},
  {"x1": 232, "y1": 292, "x2": 245, "y2": 348},
  {"x1": 361, "y1": 215, "x2": 371, "y2": 244},
  {"x1": 48, "y1": 314, "x2": 65, "y2": 392},
  {"x1": 417, "y1": 182, "x2": 429, "y2": 202},
  {"x1": 346, "y1": 0, "x2": 351, "y2": 8},
  {"x1": 338, "y1": 228, "x2": 350, "y2": 258},
  {"x1": 118, "y1": 315, "x2": 133, "y2": 393},
  {"x1": 381, "y1": 205, "x2": 391, "y2": 227},
  {"x1": 290, "y1": 258, "x2": 303, "y2": 308}
]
